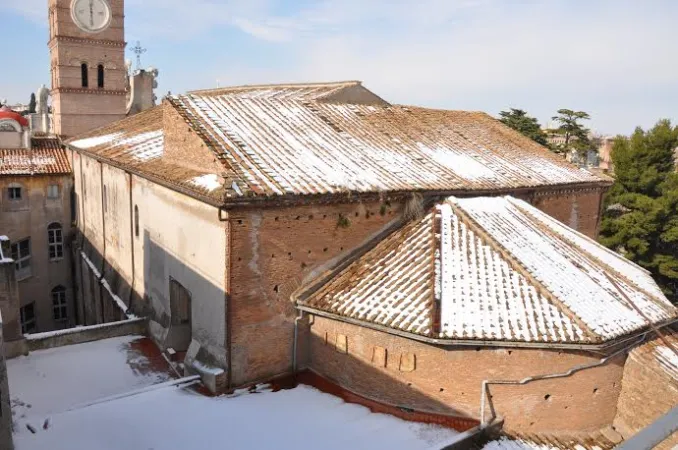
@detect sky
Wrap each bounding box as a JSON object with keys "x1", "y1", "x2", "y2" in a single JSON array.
[{"x1": 1, "y1": 0, "x2": 677, "y2": 135}]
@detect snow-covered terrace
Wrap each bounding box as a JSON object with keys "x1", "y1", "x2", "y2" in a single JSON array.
[{"x1": 9, "y1": 336, "x2": 458, "y2": 450}]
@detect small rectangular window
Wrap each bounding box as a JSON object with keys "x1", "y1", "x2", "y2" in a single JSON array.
[
  {"x1": 20, "y1": 303, "x2": 37, "y2": 334},
  {"x1": 47, "y1": 185, "x2": 59, "y2": 199},
  {"x1": 9, "y1": 187, "x2": 22, "y2": 200},
  {"x1": 11, "y1": 238, "x2": 32, "y2": 279}
]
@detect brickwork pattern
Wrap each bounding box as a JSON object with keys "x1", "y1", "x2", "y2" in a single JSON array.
[
  {"x1": 613, "y1": 340, "x2": 678, "y2": 450},
  {"x1": 307, "y1": 316, "x2": 626, "y2": 435},
  {"x1": 528, "y1": 189, "x2": 604, "y2": 239},
  {"x1": 228, "y1": 200, "x2": 404, "y2": 386}
]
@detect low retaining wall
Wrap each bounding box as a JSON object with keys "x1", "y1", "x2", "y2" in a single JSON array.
[{"x1": 26, "y1": 318, "x2": 147, "y2": 352}]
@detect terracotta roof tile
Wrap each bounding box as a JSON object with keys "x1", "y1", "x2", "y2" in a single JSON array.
[
  {"x1": 67, "y1": 81, "x2": 610, "y2": 204},
  {"x1": 297, "y1": 196, "x2": 677, "y2": 345},
  {"x1": 0, "y1": 138, "x2": 71, "y2": 175}
]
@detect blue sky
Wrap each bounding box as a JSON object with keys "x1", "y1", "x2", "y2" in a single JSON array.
[{"x1": 1, "y1": 0, "x2": 677, "y2": 135}]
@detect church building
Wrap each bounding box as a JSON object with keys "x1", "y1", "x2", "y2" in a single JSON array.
[{"x1": 2, "y1": 0, "x2": 676, "y2": 447}]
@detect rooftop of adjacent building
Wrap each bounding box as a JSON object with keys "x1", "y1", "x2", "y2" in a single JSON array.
[
  {"x1": 66, "y1": 80, "x2": 612, "y2": 206},
  {"x1": 8, "y1": 334, "x2": 458, "y2": 450}
]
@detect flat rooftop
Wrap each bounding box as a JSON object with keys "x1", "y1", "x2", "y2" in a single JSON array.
[{"x1": 8, "y1": 336, "x2": 458, "y2": 450}]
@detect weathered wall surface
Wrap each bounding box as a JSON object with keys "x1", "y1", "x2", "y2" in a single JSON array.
[
  {"x1": 307, "y1": 316, "x2": 626, "y2": 435},
  {"x1": 132, "y1": 175, "x2": 227, "y2": 366},
  {"x1": 228, "y1": 200, "x2": 407, "y2": 386},
  {"x1": 71, "y1": 150, "x2": 228, "y2": 367},
  {"x1": 613, "y1": 337, "x2": 678, "y2": 450},
  {"x1": 0, "y1": 175, "x2": 75, "y2": 332},
  {"x1": 527, "y1": 188, "x2": 604, "y2": 239},
  {"x1": 0, "y1": 257, "x2": 21, "y2": 343},
  {"x1": 0, "y1": 313, "x2": 14, "y2": 450}
]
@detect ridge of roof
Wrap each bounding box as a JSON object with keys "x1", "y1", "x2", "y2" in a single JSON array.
[
  {"x1": 444, "y1": 197, "x2": 596, "y2": 341},
  {"x1": 187, "y1": 80, "x2": 363, "y2": 97}
]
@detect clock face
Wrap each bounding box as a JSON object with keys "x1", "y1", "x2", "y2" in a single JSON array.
[{"x1": 71, "y1": 0, "x2": 112, "y2": 33}]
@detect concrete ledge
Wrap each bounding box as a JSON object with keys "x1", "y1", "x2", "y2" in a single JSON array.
[
  {"x1": 3, "y1": 338, "x2": 28, "y2": 359},
  {"x1": 26, "y1": 318, "x2": 147, "y2": 352}
]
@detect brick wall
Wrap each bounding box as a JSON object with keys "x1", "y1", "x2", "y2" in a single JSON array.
[
  {"x1": 613, "y1": 337, "x2": 678, "y2": 450},
  {"x1": 228, "y1": 199, "x2": 404, "y2": 386},
  {"x1": 527, "y1": 188, "x2": 605, "y2": 239},
  {"x1": 307, "y1": 316, "x2": 626, "y2": 435}
]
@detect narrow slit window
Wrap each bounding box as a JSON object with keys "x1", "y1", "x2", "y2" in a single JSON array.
[
  {"x1": 97, "y1": 64, "x2": 104, "y2": 88},
  {"x1": 134, "y1": 205, "x2": 139, "y2": 237},
  {"x1": 81, "y1": 63, "x2": 89, "y2": 88}
]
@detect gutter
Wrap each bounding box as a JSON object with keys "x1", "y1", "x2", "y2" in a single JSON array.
[
  {"x1": 295, "y1": 305, "x2": 678, "y2": 353},
  {"x1": 65, "y1": 142, "x2": 611, "y2": 212}
]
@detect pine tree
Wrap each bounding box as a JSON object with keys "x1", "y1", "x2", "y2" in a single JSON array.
[
  {"x1": 599, "y1": 119, "x2": 678, "y2": 301},
  {"x1": 498, "y1": 108, "x2": 549, "y2": 146}
]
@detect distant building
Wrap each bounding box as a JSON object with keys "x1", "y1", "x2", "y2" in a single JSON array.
[{"x1": 0, "y1": 106, "x2": 75, "y2": 334}]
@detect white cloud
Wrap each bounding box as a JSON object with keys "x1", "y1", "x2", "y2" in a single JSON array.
[{"x1": 3, "y1": 0, "x2": 677, "y2": 133}]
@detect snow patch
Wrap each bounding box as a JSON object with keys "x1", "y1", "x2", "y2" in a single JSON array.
[
  {"x1": 655, "y1": 346, "x2": 678, "y2": 380},
  {"x1": 13, "y1": 384, "x2": 457, "y2": 450},
  {"x1": 70, "y1": 133, "x2": 122, "y2": 149},
  {"x1": 189, "y1": 174, "x2": 222, "y2": 192}
]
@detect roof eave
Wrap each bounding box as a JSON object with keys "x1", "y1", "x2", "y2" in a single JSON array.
[{"x1": 296, "y1": 305, "x2": 678, "y2": 353}]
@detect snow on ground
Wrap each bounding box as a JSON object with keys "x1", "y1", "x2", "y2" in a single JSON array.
[
  {"x1": 8, "y1": 335, "x2": 171, "y2": 426},
  {"x1": 14, "y1": 384, "x2": 457, "y2": 450},
  {"x1": 9, "y1": 335, "x2": 458, "y2": 450}
]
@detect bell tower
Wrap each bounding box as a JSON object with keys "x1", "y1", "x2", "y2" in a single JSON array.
[{"x1": 49, "y1": 0, "x2": 127, "y2": 138}]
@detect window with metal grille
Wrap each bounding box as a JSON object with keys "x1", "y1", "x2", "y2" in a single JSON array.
[
  {"x1": 48, "y1": 223, "x2": 64, "y2": 260},
  {"x1": 47, "y1": 184, "x2": 59, "y2": 199},
  {"x1": 8, "y1": 186, "x2": 22, "y2": 200},
  {"x1": 52, "y1": 286, "x2": 68, "y2": 321},
  {"x1": 11, "y1": 238, "x2": 31, "y2": 279},
  {"x1": 20, "y1": 303, "x2": 36, "y2": 334}
]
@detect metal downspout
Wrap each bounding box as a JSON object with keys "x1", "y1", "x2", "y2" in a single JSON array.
[{"x1": 293, "y1": 310, "x2": 305, "y2": 373}]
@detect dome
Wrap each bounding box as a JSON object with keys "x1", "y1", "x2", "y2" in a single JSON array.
[{"x1": 0, "y1": 106, "x2": 29, "y2": 127}]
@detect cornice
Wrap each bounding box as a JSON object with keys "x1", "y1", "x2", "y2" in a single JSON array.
[
  {"x1": 49, "y1": 36, "x2": 126, "y2": 48},
  {"x1": 53, "y1": 87, "x2": 127, "y2": 96}
]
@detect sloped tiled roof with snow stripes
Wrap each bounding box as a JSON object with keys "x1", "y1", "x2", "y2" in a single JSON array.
[
  {"x1": 297, "y1": 196, "x2": 677, "y2": 345},
  {"x1": 0, "y1": 138, "x2": 71, "y2": 175},
  {"x1": 67, "y1": 81, "x2": 609, "y2": 203},
  {"x1": 67, "y1": 108, "x2": 224, "y2": 200},
  {"x1": 169, "y1": 81, "x2": 607, "y2": 197},
  {"x1": 628, "y1": 332, "x2": 678, "y2": 383}
]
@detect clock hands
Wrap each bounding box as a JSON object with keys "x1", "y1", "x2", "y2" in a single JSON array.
[{"x1": 89, "y1": 0, "x2": 94, "y2": 28}]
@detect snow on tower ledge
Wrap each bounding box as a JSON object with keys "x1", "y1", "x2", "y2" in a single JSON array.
[{"x1": 296, "y1": 196, "x2": 678, "y2": 346}]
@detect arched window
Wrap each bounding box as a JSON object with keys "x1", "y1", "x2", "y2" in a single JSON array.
[
  {"x1": 81, "y1": 63, "x2": 89, "y2": 88},
  {"x1": 48, "y1": 222, "x2": 64, "y2": 260},
  {"x1": 52, "y1": 286, "x2": 68, "y2": 321},
  {"x1": 134, "y1": 205, "x2": 139, "y2": 238},
  {"x1": 97, "y1": 64, "x2": 105, "y2": 88}
]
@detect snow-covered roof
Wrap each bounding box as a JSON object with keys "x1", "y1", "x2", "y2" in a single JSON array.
[
  {"x1": 67, "y1": 81, "x2": 609, "y2": 204},
  {"x1": 296, "y1": 196, "x2": 677, "y2": 345},
  {"x1": 10, "y1": 335, "x2": 457, "y2": 450},
  {"x1": 627, "y1": 332, "x2": 678, "y2": 383},
  {"x1": 67, "y1": 107, "x2": 223, "y2": 201}
]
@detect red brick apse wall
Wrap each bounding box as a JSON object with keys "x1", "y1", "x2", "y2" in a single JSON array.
[
  {"x1": 225, "y1": 186, "x2": 608, "y2": 388},
  {"x1": 306, "y1": 316, "x2": 626, "y2": 435}
]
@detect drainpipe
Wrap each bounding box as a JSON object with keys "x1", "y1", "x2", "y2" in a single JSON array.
[
  {"x1": 479, "y1": 333, "x2": 648, "y2": 428},
  {"x1": 292, "y1": 310, "x2": 305, "y2": 373}
]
